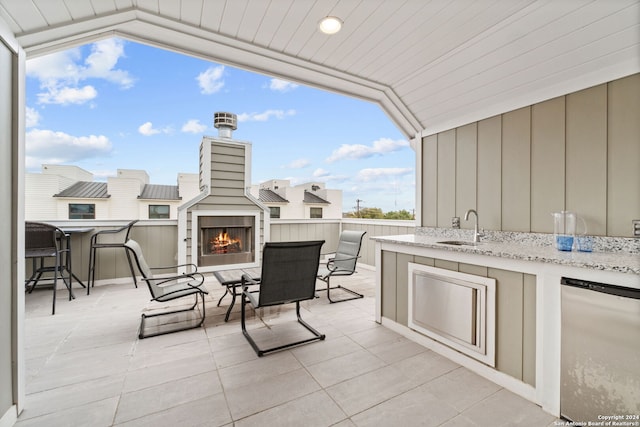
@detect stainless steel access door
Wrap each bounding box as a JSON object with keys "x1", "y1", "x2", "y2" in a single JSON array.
[{"x1": 412, "y1": 273, "x2": 478, "y2": 346}]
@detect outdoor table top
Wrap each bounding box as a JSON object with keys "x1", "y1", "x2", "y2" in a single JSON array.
[
  {"x1": 213, "y1": 267, "x2": 261, "y2": 285},
  {"x1": 213, "y1": 267, "x2": 262, "y2": 322}
]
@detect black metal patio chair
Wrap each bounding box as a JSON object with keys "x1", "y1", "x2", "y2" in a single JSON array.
[
  {"x1": 87, "y1": 220, "x2": 138, "y2": 294},
  {"x1": 316, "y1": 230, "x2": 366, "y2": 303},
  {"x1": 25, "y1": 221, "x2": 72, "y2": 315},
  {"x1": 241, "y1": 240, "x2": 325, "y2": 357},
  {"x1": 124, "y1": 239, "x2": 208, "y2": 339}
]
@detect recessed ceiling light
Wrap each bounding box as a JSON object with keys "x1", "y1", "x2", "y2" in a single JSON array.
[{"x1": 318, "y1": 16, "x2": 343, "y2": 35}]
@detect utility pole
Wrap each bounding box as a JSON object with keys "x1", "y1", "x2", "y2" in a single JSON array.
[{"x1": 355, "y1": 199, "x2": 364, "y2": 217}]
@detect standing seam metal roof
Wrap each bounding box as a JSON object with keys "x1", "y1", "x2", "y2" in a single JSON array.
[
  {"x1": 138, "y1": 184, "x2": 180, "y2": 200},
  {"x1": 259, "y1": 189, "x2": 289, "y2": 203},
  {"x1": 53, "y1": 182, "x2": 109, "y2": 198},
  {"x1": 303, "y1": 191, "x2": 330, "y2": 204}
]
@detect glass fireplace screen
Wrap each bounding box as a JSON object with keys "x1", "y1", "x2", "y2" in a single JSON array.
[{"x1": 198, "y1": 216, "x2": 255, "y2": 267}]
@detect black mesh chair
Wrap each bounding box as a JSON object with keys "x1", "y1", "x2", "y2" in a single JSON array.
[
  {"x1": 25, "y1": 221, "x2": 72, "y2": 315},
  {"x1": 124, "y1": 239, "x2": 208, "y2": 339},
  {"x1": 241, "y1": 240, "x2": 325, "y2": 357},
  {"x1": 87, "y1": 220, "x2": 138, "y2": 294},
  {"x1": 317, "y1": 230, "x2": 366, "y2": 303}
]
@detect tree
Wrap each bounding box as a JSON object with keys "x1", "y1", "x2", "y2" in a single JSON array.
[
  {"x1": 344, "y1": 207, "x2": 384, "y2": 219},
  {"x1": 384, "y1": 209, "x2": 414, "y2": 220},
  {"x1": 344, "y1": 207, "x2": 414, "y2": 219}
]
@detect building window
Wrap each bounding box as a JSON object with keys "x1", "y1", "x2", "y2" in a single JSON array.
[
  {"x1": 69, "y1": 203, "x2": 95, "y2": 219},
  {"x1": 149, "y1": 205, "x2": 170, "y2": 219},
  {"x1": 269, "y1": 206, "x2": 280, "y2": 219},
  {"x1": 310, "y1": 207, "x2": 323, "y2": 218}
]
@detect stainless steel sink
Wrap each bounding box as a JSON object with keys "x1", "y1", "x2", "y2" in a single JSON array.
[{"x1": 436, "y1": 240, "x2": 479, "y2": 246}]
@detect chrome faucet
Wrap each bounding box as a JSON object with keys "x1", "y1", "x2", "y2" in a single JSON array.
[{"x1": 464, "y1": 209, "x2": 482, "y2": 242}]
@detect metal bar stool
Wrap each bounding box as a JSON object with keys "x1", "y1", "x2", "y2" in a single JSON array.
[{"x1": 87, "y1": 220, "x2": 138, "y2": 294}]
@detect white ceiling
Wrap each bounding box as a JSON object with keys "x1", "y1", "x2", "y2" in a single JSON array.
[{"x1": 1, "y1": 0, "x2": 638, "y2": 138}]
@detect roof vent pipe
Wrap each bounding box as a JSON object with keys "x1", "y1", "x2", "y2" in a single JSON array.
[{"x1": 213, "y1": 112, "x2": 237, "y2": 138}]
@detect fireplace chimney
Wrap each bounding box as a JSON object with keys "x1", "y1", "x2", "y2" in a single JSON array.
[{"x1": 213, "y1": 112, "x2": 237, "y2": 139}]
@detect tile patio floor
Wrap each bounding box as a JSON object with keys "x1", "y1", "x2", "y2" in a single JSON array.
[{"x1": 18, "y1": 268, "x2": 558, "y2": 426}]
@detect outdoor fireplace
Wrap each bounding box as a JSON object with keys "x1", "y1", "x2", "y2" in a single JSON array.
[
  {"x1": 198, "y1": 215, "x2": 255, "y2": 267},
  {"x1": 178, "y1": 112, "x2": 268, "y2": 272}
]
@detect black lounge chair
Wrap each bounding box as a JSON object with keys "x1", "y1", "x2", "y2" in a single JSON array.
[
  {"x1": 317, "y1": 230, "x2": 366, "y2": 303},
  {"x1": 241, "y1": 240, "x2": 325, "y2": 357},
  {"x1": 124, "y1": 239, "x2": 208, "y2": 339}
]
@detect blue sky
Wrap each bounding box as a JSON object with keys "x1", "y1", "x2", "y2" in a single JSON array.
[{"x1": 25, "y1": 38, "x2": 414, "y2": 213}]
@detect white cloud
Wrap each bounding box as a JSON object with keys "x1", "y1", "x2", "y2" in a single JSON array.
[
  {"x1": 181, "y1": 119, "x2": 208, "y2": 134},
  {"x1": 283, "y1": 158, "x2": 310, "y2": 169},
  {"x1": 237, "y1": 109, "x2": 296, "y2": 122},
  {"x1": 313, "y1": 168, "x2": 331, "y2": 178},
  {"x1": 307, "y1": 169, "x2": 349, "y2": 183},
  {"x1": 326, "y1": 138, "x2": 410, "y2": 163},
  {"x1": 26, "y1": 48, "x2": 84, "y2": 86},
  {"x1": 197, "y1": 65, "x2": 225, "y2": 94},
  {"x1": 269, "y1": 78, "x2": 299, "y2": 92},
  {"x1": 139, "y1": 122, "x2": 172, "y2": 136},
  {"x1": 25, "y1": 107, "x2": 41, "y2": 128},
  {"x1": 355, "y1": 167, "x2": 413, "y2": 182},
  {"x1": 26, "y1": 38, "x2": 134, "y2": 106},
  {"x1": 83, "y1": 39, "x2": 135, "y2": 88},
  {"x1": 25, "y1": 129, "x2": 112, "y2": 169},
  {"x1": 138, "y1": 122, "x2": 159, "y2": 136},
  {"x1": 37, "y1": 85, "x2": 98, "y2": 105}
]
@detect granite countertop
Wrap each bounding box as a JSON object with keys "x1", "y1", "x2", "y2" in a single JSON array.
[{"x1": 372, "y1": 231, "x2": 640, "y2": 275}]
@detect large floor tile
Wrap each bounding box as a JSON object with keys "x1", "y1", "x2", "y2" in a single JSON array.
[
  {"x1": 392, "y1": 350, "x2": 460, "y2": 385},
  {"x1": 461, "y1": 388, "x2": 557, "y2": 427},
  {"x1": 234, "y1": 390, "x2": 347, "y2": 427},
  {"x1": 127, "y1": 338, "x2": 211, "y2": 371},
  {"x1": 350, "y1": 382, "x2": 460, "y2": 427},
  {"x1": 326, "y1": 364, "x2": 424, "y2": 416},
  {"x1": 366, "y1": 336, "x2": 428, "y2": 363},
  {"x1": 15, "y1": 396, "x2": 119, "y2": 427},
  {"x1": 114, "y1": 371, "x2": 223, "y2": 424},
  {"x1": 426, "y1": 367, "x2": 501, "y2": 412},
  {"x1": 224, "y1": 368, "x2": 321, "y2": 420},
  {"x1": 114, "y1": 394, "x2": 231, "y2": 427},
  {"x1": 305, "y1": 348, "x2": 386, "y2": 387},
  {"x1": 217, "y1": 351, "x2": 302, "y2": 389},
  {"x1": 18, "y1": 375, "x2": 125, "y2": 420},
  {"x1": 26, "y1": 352, "x2": 131, "y2": 394},
  {"x1": 291, "y1": 335, "x2": 362, "y2": 367},
  {"x1": 347, "y1": 325, "x2": 405, "y2": 349},
  {"x1": 122, "y1": 353, "x2": 216, "y2": 393}
]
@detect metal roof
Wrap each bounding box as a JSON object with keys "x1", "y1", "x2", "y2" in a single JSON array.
[
  {"x1": 2, "y1": 1, "x2": 637, "y2": 138},
  {"x1": 54, "y1": 181, "x2": 109, "y2": 199},
  {"x1": 304, "y1": 191, "x2": 330, "y2": 205},
  {"x1": 259, "y1": 189, "x2": 288, "y2": 204},
  {"x1": 139, "y1": 184, "x2": 180, "y2": 200}
]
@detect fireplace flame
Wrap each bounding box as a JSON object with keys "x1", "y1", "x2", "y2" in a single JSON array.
[{"x1": 209, "y1": 231, "x2": 242, "y2": 254}]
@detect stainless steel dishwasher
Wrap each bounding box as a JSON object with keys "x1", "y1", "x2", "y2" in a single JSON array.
[{"x1": 561, "y1": 277, "x2": 640, "y2": 423}]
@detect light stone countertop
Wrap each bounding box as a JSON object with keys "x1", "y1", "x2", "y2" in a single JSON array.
[{"x1": 372, "y1": 232, "x2": 640, "y2": 276}]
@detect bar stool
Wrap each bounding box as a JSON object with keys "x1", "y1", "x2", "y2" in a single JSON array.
[
  {"x1": 87, "y1": 220, "x2": 138, "y2": 294},
  {"x1": 25, "y1": 221, "x2": 72, "y2": 314}
]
